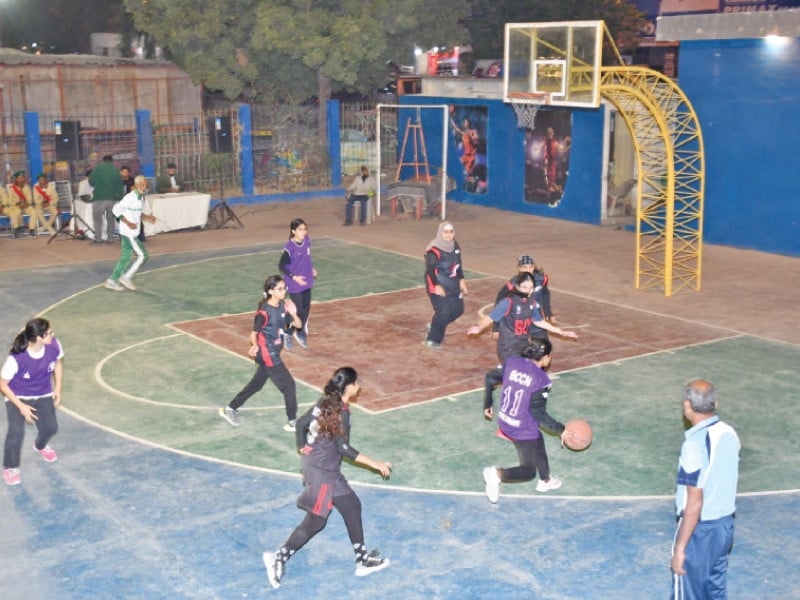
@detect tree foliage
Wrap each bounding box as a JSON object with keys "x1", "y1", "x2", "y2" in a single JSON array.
[
  {"x1": 123, "y1": 0, "x2": 470, "y2": 104},
  {"x1": 466, "y1": 0, "x2": 645, "y2": 60}
]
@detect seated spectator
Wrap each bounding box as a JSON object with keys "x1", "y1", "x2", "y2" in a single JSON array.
[
  {"x1": 156, "y1": 162, "x2": 184, "y2": 194},
  {"x1": 120, "y1": 165, "x2": 135, "y2": 194},
  {"x1": 32, "y1": 173, "x2": 59, "y2": 236}
]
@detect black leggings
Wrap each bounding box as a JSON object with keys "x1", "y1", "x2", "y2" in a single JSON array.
[
  {"x1": 4, "y1": 395, "x2": 58, "y2": 469},
  {"x1": 284, "y1": 491, "x2": 364, "y2": 553},
  {"x1": 228, "y1": 362, "x2": 297, "y2": 421},
  {"x1": 289, "y1": 289, "x2": 312, "y2": 333},
  {"x1": 498, "y1": 436, "x2": 551, "y2": 483}
]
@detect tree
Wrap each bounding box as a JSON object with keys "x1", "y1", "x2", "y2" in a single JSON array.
[
  {"x1": 122, "y1": 0, "x2": 474, "y2": 102},
  {"x1": 466, "y1": 0, "x2": 645, "y2": 60},
  {"x1": 123, "y1": 0, "x2": 470, "y2": 142}
]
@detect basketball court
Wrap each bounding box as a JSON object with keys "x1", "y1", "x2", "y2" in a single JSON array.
[{"x1": 1, "y1": 195, "x2": 799, "y2": 597}]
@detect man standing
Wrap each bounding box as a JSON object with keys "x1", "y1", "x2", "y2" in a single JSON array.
[
  {"x1": 156, "y1": 162, "x2": 184, "y2": 194},
  {"x1": 89, "y1": 155, "x2": 124, "y2": 243},
  {"x1": 671, "y1": 378, "x2": 740, "y2": 600}
]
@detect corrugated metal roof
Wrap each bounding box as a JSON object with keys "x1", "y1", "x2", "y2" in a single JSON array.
[{"x1": 0, "y1": 47, "x2": 170, "y2": 67}]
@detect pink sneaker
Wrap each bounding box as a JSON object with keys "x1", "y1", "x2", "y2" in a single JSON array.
[
  {"x1": 34, "y1": 443, "x2": 58, "y2": 462},
  {"x1": 3, "y1": 468, "x2": 20, "y2": 485}
]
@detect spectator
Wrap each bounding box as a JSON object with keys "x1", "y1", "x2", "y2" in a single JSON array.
[
  {"x1": 1, "y1": 171, "x2": 25, "y2": 238},
  {"x1": 8, "y1": 171, "x2": 36, "y2": 238},
  {"x1": 156, "y1": 162, "x2": 184, "y2": 194},
  {"x1": 345, "y1": 165, "x2": 375, "y2": 226},
  {"x1": 89, "y1": 155, "x2": 124, "y2": 243},
  {"x1": 31, "y1": 173, "x2": 59, "y2": 236}
]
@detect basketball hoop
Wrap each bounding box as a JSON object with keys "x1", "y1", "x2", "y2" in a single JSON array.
[{"x1": 508, "y1": 92, "x2": 549, "y2": 130}]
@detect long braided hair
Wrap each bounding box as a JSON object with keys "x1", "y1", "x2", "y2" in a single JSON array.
[{"x1": 316, "y1": 367, "x2": 358, "y2": 439}]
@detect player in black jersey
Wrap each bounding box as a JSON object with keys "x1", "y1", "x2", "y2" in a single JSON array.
[
  {"x1": 218, "y1": 275, "x2": 302, "y2": 431},
  {"x1": 263, "y1": 367, "x2": 392, "y2": 589},
  {"x1": 468, "y1": 272, "x2": 577, "y2": 413},
  {"x1": 424, "y1": 221, "x2": 468, "y2": 348}
]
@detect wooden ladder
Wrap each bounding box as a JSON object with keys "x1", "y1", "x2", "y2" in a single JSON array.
[{"x1": 395, "y1": 115, "x2": 432, "y2": 184}]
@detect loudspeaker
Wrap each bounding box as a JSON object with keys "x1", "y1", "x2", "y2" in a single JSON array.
[
  {"x1": 208, "y1": 116, "x2": 233, "y2": 153},
  {"x1": 55, "y1": 120, "x2": 81, "y2": 160}
]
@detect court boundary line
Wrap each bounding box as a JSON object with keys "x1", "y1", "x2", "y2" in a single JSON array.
[{"x1": 55, "y1": 407, "x2": 800, "y2": 501}]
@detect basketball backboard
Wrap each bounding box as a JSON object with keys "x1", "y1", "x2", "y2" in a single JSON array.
[{"x1": 503, "y1": 20, "x2": 604, "y2": 108}]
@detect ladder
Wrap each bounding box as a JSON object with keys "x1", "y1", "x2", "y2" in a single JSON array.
[{"x1": 395, "y1": 113, "x2": 432, "y2": 183}]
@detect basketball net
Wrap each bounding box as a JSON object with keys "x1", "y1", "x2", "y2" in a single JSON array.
[{"x1": 509, "y1": 92, "x2": 549, "y2": 130}]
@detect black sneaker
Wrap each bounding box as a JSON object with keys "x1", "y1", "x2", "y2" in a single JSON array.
[
  {"x1": 283, "y1": 332, "x2": 293, "y2": 351},
  {"x1": 263, "y1": 552, "x2": 283, "y2": 589},
  {"x1": 355, "y1": 549, "x2": 390, "y2": 577}
]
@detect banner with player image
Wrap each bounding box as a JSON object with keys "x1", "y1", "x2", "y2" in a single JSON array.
[
  {"x1": 524, "y1": 109, "x2": 573, "y2": 206},
  {"x1": 449, "y1": 105, "x2": 488, "y2": 194}
]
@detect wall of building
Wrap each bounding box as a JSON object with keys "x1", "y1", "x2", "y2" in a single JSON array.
[
  {"x1": 399, "y1": 96, "x2": 606, "y2": 225},
  {"x1": 0, "y1": 57, "x2": 201, "y2": 134},
  {"x1": 677, "y1": 38, "x2": 800, "y2": 256}
]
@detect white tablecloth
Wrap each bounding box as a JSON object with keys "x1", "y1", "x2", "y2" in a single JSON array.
[
  {"x1": 143, "y1": 192, "x2": 211, "y2": 236},
  {"x1": 73, "y1": 192, "x2": 211, "y2": 239}
]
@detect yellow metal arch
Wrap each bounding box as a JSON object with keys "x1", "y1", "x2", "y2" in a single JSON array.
[{"x1": 599, "y1": 67, "x2": 705, "y2": 296}]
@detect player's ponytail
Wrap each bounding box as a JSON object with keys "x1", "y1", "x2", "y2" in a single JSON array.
[{"x1": 10, "y1": 318, "x2": 50, "y2": 354}]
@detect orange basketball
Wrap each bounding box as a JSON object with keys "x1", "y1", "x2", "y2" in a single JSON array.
[{"x1": 564, "y1": 419, "x2": 593, "y2": 451}]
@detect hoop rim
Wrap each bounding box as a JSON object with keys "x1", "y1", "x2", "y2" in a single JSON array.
[{"x1": 508, "y1": 91, "x2": 550, "y2": 105}]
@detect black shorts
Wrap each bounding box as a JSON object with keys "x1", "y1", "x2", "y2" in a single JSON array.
[{"x1": 297, "y1": 469, "x2": 353, "y2": 517}]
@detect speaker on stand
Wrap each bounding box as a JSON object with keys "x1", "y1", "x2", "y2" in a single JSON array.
[
  {"x1": 55, "y1": 120, "x2": 81, "y2": 161},
  {"x1": 205, "y1": 116, "x2": 243, "y2": 228},
  {"x1": 208, "y1": 116, "x2": 233, "y2": 153}
]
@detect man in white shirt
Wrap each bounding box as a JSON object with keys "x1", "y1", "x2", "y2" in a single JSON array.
[{"x1": 345, "y1": 165, "x2": 376, "y2": 226}]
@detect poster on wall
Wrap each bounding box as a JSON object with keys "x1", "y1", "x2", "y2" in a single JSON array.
[
  {"x1": 449, "y1": 105, "x2": 488, "y2": 194},
  {"x1": 524, "y1": 110, "x2": 573, "y2": 206}
]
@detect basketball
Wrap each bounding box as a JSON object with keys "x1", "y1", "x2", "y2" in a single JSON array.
[{"x1": 564, "y1": 419, "x2": 593, "y2": 451}]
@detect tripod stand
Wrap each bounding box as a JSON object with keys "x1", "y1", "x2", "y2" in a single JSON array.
[
  {"x1": 48, "y1": 200, "x2": 94, "y2": 244},
  {"x1": 207, "y1": 198, "x2": 244, "y2": 229},
  {"x1": 205, "y1": 168, "x2": 243, "y2": 229}
]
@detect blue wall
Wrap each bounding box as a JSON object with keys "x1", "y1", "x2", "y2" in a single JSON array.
[
  {"x1": 677, "y1": 38, "x2": 800, "y2": 256},
  {"x1": 399, "y1": 97, "x2": 606, "y2": 225}
]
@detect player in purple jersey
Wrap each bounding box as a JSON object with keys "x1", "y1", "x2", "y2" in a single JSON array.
[
  {"x1": 278, "y1": 218, "x2": 317, "y2": 349},
  {"x1": 481, "y1": 338, "x2": 569, "y2": 503},
  {"x1": 263, "y1": 367, "x2": 392, "y2": 589},
  {"x1": 1, "y1": 318, "x2": 64, "y2": 486}
]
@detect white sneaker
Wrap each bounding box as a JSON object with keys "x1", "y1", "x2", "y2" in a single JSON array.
[
  {"x1": 104, "y1": 278, "x2": 123, "y2": 291},
  {"x1": 283, "y1": 420, "x2": 296, "y2": 432},
  {"x1": 219, "y1": 406, "x2": 241, "y2": 427},
  {"x1": 263, "y1": 551, "x2": 283, "y2": 589},
  {"x1": 482, "y1": 466, "x2": 501, "y2": 503},
  {"x1": 119, "y1": 275, "x2": 137, "y2": 290},
  {"x1": 536, "y1": 475, "x2": 563, "y2": 492},
  {"x1": 355, "y1": 549, "x2": 390, "y2": 577}
]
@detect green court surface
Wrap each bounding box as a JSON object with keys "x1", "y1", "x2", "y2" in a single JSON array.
[{"x1": 44, "y1": 240, "x2": 800, "y2": 497}]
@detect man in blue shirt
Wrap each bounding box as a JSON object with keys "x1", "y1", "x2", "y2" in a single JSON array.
[{"x1": 671, "y1": 378, "x2": 740, "y2": 600}]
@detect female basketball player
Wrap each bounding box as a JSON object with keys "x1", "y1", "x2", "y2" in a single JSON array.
[
  {"x1": 1, "y1": 318, "x2": 63, "y2": 486},
  {"x1": 424, "y1": 221, "x2": 468, "y2": 348},
  {"x1": 218, "y1": 275, "x2": 302, "y2": 432},
  {"x1": 263, "y1": 367, "x2": 392, "y2": 588},
  {"x1": 481, "y1": 338, "x2": 574, "y2": 502},
  {"x1": 278, "y1": 218, "x2": 317, "y2": 349}
]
